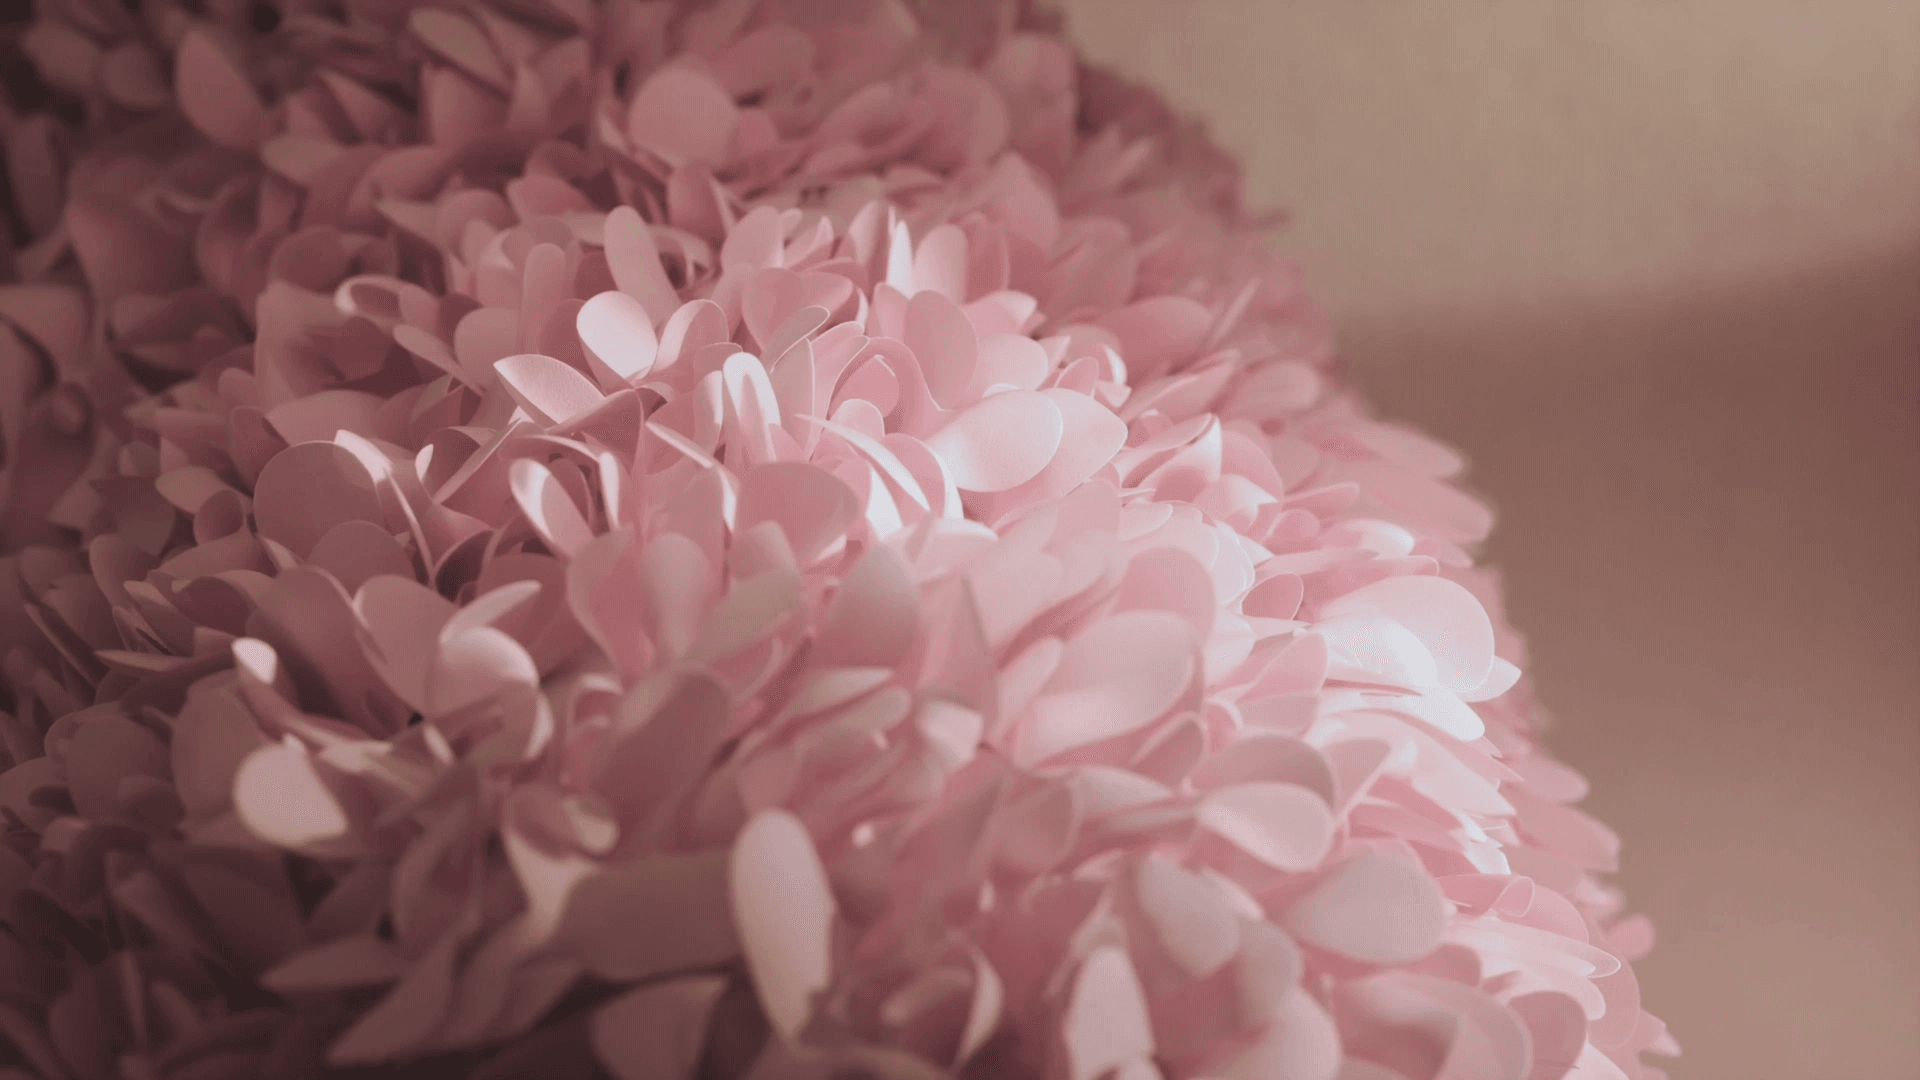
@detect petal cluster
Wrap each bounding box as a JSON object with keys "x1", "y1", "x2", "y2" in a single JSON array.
[{"x1": 0, "y1": 2, "x2": 1671, "y2": 1079}]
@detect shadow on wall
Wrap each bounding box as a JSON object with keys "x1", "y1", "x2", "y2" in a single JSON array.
[{"x1": 1332, "y1": 247, "x2": 1920, "y2": 1080}]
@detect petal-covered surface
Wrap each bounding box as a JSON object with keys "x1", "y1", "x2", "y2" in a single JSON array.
[{"x1": 0, "y1": 2, "x2": 1663, "y2": 1078}]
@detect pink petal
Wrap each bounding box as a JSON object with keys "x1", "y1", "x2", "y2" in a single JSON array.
[
  {"x1": 577, "y1": 291, "x2": 659, "y2": 387},
  {"x1": 1063, "y1": 946, "x2": 1156, "y2": 1080},
  {"x1": 101, "y1": 44, "x2": 171, "y2": 109},
  {"x1": 1116, "y1": 545, "x2": 1215, "y2": 641},
  {"x1": 1193, "y1": 735, "x2": 1337, "y2": 806},
  {"x1": 1460, "y1": 655, "x2": 1522, "y2": 703},
  {"x1": 175, "y1": 28, "x2": 263, "y2": 150},
  {"x1": 1285, "y1": 853, "x2": 1450, "y2": 964},
  {"x1": 1232, "y1": 918, "x2": 1305, "y2": 1029},
  {"x1": 1317, "y1": 616, "x2": 1440, "y2": 689},
  {"x1": 685, "y1": 569, "x2": 803, "y2": 666},
  {"x1": 1020, "y1": 611, "x2": 1195, "y2": 765},
  {"x1": 629, "y1": 66, "x2": 739, "y2": 165},
  {"x1": 1096, "y1": 296, "x2": 1212, "y2": 381},
  {"x1": 1512, "y1": 991, "x2": 1588, "y2": 1080},
  {"x1": 904, "y1": 291, "x2": 979, "y2": 409},
  {"x1": 1134, "y1": 856, "x2": 1241, "y2": 978},
  {"x1": 592, "y1": 976, "x2": 728, "y2": 1080},
  {"x1": 1203, "y1": 988, "x2": 1341, "y2": 1080},
  {"x1": 1197, "y1": 783, "x2": 1334, "y2": 871},
  {"x1": 976, "y1": 388, "x2": 1128, "y2": 514},
  {"x1": 233, "y1": 739, "x2": 356, "y2": 852},
  {"x1": 455, "y1": 307, "x2": 522, "y2": 381},
  {"x1": 1318, "y1": 575, "x2": 1495, "y2": 693},
  {"x1": 593, "y1": 674, "x2": 729, "y2": 826},
  {"x1": 427, "y1": 626, "x2": 538, "y2": 716},
  {"x1": 813, "y1": 543, "x2": 919, "y2": 669},
  {"x1": 913, "y1": 224, "x2": 970, "y2": 302},
  {"x1": 973, "y1": 334, "x2": 1051, "y2": 393},
  {"x1": 65, "y1": 195, "x2": 195, "y2": 302},
  {"x1": 510, "y1": 458, "x2": 595, "y2": 556},
  {"x1": 604, "y1": 207, "x2": 681, "y2": 326},
  {"x1": 732, "y1": 810, "x2": 835, "y2": 1043},
  {"x1": 495, "y1": 353, "x2": 605, "y2": 427},
  {"x1": 735, "y1": 463, "x2": 859, "y2": 565},
  {"x1": 923, "y1": 390, "x2": 1062, "y2": 493}
]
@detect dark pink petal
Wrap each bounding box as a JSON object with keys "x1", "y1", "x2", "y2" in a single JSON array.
[
  {"x1": 176, "y1": 28, "x2": 264, "y2": 150},
  {"x1": 629, "y1": 66, "x2": 739, "y2": 166},
  {"x1": 592, "y1": 976, "x2": 728, "y2": 1080},
  {"x1": 252, "y1": 443, "x2": 386, "y2": 560}
]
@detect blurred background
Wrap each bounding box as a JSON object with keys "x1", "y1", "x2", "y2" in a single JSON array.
[{"x1": 1063, "y1": 2, "x2": 1920, "y2": 1078}]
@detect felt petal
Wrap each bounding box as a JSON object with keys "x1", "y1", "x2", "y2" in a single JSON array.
[
  {"x1": 410, "y1": 9, "x2": 509, "y2": 90},
  {"x1": 252, "y1": 442, "x2": 386, "y2": 560},
  {"x1": 577, "y1": 291, "x2": 659, "y2": 387},
  {"x1": 604, "y1": 207, "x2": 681, "y2": 326},
  {"x1": 1318, "y1": 576, "x2": 1495, "y2": 693},
  {"x1": 171, "y1": 680, "x2": 271, "y2": 821},
  {"x1": 923, "y1": 390, "x2": 1062, "y2": 493},
  {"x1": 309, "y1": 521, "x2": 414, "y2": 594},
  {"x1": 327, "y1": 913, "x2": 472, "y2": 1064},
  {"x1": 1285, "y1": 853, "x2": 1450, "y2": 964},
  {"x1": 813, "y1": 543, "x2": 919, "y2": 669},
  {"x1": 1512, "y1": 991, "x2": 1588, "y2": 1080},
  {"x1": 356, "y1": 575, "x2": 458, "y2": 711},
  {"x1": 1021, "y1": 611, "x2": 1194, "y2": 765},
  {"x1": 427, "y1": 626, "x2": 538, "y2": 716},
  {"x1": 1193, "y1": 735, "x2": 1337, "y2": 806},
  {"x1": 65, "y1": 712, "x2": 170, "y2": 821},
  {"x1": 630, "y1": 66, "x2": 739, "y2": 165},
  {"x1": 1205, "y1": 988, "x2": 1341, "y2": 1080},
  {"x1": 561, "y1": 851, "x2": 739, "y2": 980},
  {"x1": 1063, "y1": 946, "x2": 1155, "y2": 1080},
  {"x1": 1096, "y1": 296, "x2": 1212, "y2": 380},
  {"x1": 495, "y1": 353, "x2": 605, "y2": 427},
  {"x1": 905, "y1": 291, "x2": 978, "y2": 409},
  {"x1": 176, "y1": 28, "x2": 263, "y2": 150},
  {"x1": 592, "y1": 976, "x2": 728, "y2": 1080},
  {"x1": 732, "y1": 810, "x2": 835, "y2": 1043},
  {"x1": 233, "y1": 739, "x2": 356, "y2": 852},
  {"x1": 1317, "y1": 616, "x2": 1440, "y2": 690},
  {"x1": 1134, "y1": 856, "x2": 1241, "y2": 978},
  {"x1": 735, "y1": 463, "x2": 859, "y2": 564},
  {"x1": 1197, "y1": 783, "x2": 1334, "y2": 871},
  {"x1": 511, "y1": 458, "x2": 596, "y2": 556},
  {"x1": 263, "y1": 935, "x2": 408, "y2": 993}
]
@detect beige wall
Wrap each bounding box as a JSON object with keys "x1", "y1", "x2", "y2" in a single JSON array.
[{"x1": 1065, "y1": 3, "x2": 1920, "y2": 1078}]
